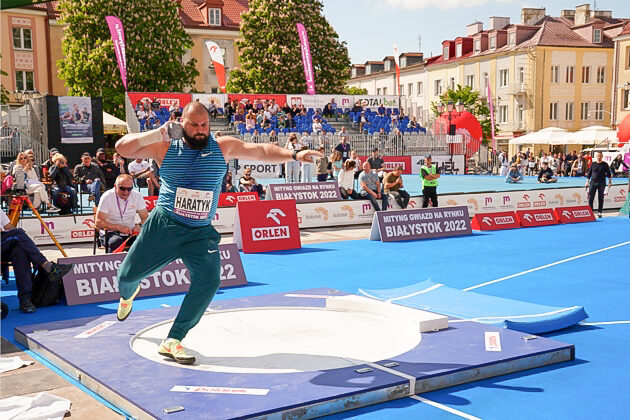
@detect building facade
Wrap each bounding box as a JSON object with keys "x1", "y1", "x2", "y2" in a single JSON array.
[{"x1": 612, "y1": 22, "x2": 630, "y2": 127}]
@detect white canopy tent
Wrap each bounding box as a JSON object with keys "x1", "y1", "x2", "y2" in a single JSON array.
[
  {"x1": 103, "y1": 111, "x2": 129, "y2": 135},
  {"x1": 550, "y1": 125, "x2": 618, "y2": 145},
  {"x1": 509, "y1": 127, "x2": 569, "y2": 145}
]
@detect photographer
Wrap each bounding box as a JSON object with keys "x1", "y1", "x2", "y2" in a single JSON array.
[
  {"x1": 73, "y1": 152, "x2": 105, "y2": 205},
  {"x1": 49, "y1": 153, "x2": 77, "y2": 212}
]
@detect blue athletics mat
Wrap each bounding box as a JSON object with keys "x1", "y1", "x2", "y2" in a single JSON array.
[{"x1": 359, "y1": 279, "x2": 588, "y2": 334}]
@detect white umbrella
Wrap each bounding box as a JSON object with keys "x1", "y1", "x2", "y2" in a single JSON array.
[
  {"x1": 552, "y1": 125, "x2": 617, "y2": 145},
  {"x1": 509, "y1": 127, "x2": 569, "y2": 145}
]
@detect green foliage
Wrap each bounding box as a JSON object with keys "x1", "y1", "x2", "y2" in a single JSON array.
[
  {"x1": 430, "y1": 84, "x2": 499, "y2": 141},
  {"x1": 344, "y1": 86, "x2": 367, "y2": 95},
  {"x1": 0, "y1": 54, "x2": 10, "y2": 104},
  {"x1": 57, "y1": 0, "x2": 198, "y2": 118},
  {"x1": 227, "y1": 0, "x2": 350, "y2": 94}
]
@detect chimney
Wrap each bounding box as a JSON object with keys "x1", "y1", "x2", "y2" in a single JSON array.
[
  {"x1": 593, "y1": 10, "x2": 612, "y2": 19},
  {"x1": 489, "y1": 16, "x2": 510, "y2": 30},
  {"x1": 575, "y1": 4, "x2": 591, "y2": 26},
  {"x1": 521, "y1": 8, "x2": 546, "y2": 26},
  {"x1": 561, "y1": 9, "x2": 575, "y2": 20},
  {"x1": 466, "y1": 22, "x2": 483, "y2": 36}
]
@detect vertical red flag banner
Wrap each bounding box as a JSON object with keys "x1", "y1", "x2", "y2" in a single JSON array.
[
  {"x1": 296, "y1": 23, "x2": 316, "y2": 95},
  {"x1": 205, "y1": 41, "x2": 227, "y2": 93},
  {"x1": 487, "y1": 82, "x2": 496, "y2": 151},
  {"x1": 105, "y1": 16, "x2": 128, "y2": 91},
  {"x1": 393, "y1": 44, "x2": 400, "y2": 96}
]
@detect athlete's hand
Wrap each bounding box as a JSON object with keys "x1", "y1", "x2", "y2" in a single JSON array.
[
  {"x1": 162, "y1": 121, "x2": 183, "y2": 141},
  {"x1": 296, "y1": 149, "x2": 323, "y2": 164}
]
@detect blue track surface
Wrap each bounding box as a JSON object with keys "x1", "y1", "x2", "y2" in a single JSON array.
[{"x1": 2, "y1": 217, "x2": 629, "y2": 419}]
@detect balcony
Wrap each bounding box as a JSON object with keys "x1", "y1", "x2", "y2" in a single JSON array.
[{"x1": 507, "y1": 82, "x2": 527, "y2": 96}]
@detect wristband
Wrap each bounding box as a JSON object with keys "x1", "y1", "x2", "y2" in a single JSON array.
[
  {"x1": 292, "y1": 150, "x2": 299, "y2": 161},
  {"x1": 137, "y1": 128, "x2": 166, "y2": 147}
]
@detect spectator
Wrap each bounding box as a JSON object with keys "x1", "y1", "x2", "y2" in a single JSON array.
[
  {"x1": 284, "y1": 133, "x2": 302, "y2": 183},
  {"x1": 269, "y1": 129, "x2": 279, "y2": 145},
  {"x1": 323, "y1": 98, "x2": 337, "y2": 118},
  {"x1": 583, "y1": 151, "x2": 593, "y2": 169},
  {"x1": 571, "y1": 155, "x2": 586, "y2": 177},
  {"x1": 222, "y1": 171, "x2": 237, "y2": 193},
  {"x1": 150, "y1": 97, "x2": 161, "y2": 111},
  {"x1": 334, "y1": 136, "x2": 351, "y2": 162},
  {"x1": 11, "y1": 152, "x2": 59, "y2": 212},
  {"x1": 505, "y1": 163, "x2": 524, "y2": 183},
  {"x1": 527, "y1": 155, "x2": 537, "y2": 175},
  {"x1": 245, "y1": 110, "x2": 256, "y2": 130},
  {"x1": 383, "y1": 165, "x2": 410, "y2": 209},
  {"x1": 409, "y1": 116, "x2": 419, "y2": 129},
  {"x1": 239, "y1": 168, "x2": 264, "y2": 198},
  {"x1": 128, "y1": 158, "x2": 159, "y2": 196},
  {"x1": 377, "y1": 104, "x2": 386, "y2": 116},
  {"x1": 358, "y1": 161, "x2": 388, "y2": 211},
  {"x1": 420, "y1": 153, "x2": 440, "y2": 208},
  {"x1": 538, "y1": 161, "x2": 557, "y2": 183},
  {"x1": 113, "y1": 152, "x2": 127, "y2": 175},
  {"x1": 312, "y1": 117, "x2": 323, "y2": 134},
  {"x1": 41, "y1": 148, "x2": 59, "y2": 173},
  {"x1": 269, "y1": 99, "x2": 280, "y2": 115},
  {"x1": 565, "y1": 150, "x2": 577, "y2": 176},
  {"x1": 49, "y1": 153, "x2": 77, "y2": 212},
  {"x1": 74, "y1": 152, "x2": 105, "y2": 205},
  {"x1": 348, "y1": 150, "x2": 362, "y2": 180},
  {"x1": 331, "y1": 150, "x2": 343, "y2": 179},
  {"x1": 367, "y1": 148, "x2": 385, "y2": 179},
  {"x1": 359, "y1": 112, "x2": 368, "y2": 133},
  {"x1": 234, "y1": 108, "x2": 245, "y2": 128},
  {"x1": 223, "y1": 100, "x2": 233, "y2": 124},
  {"x1": 95, "y1": 148, "x2": 117, "y2": 190},
  {"x1": 540, "y1": 152, "x2": 551, "y2": 166},
  {"x1": 1, "y1": 209, "x2": 73, "y2": 313},
  {"x1": 207, "y1": 100, "x2": 218, "y2": 119},
  {"x1": 498, "y1": 150, "x2": 509, "y2": 177},
  {"x1": 95, "y1": 174, "x2": 148, "y2": 253},
  {"x1": 611, "y1": 154, "x2": 629, "y2": 177},
  {"x1": 300, "y1": 137, "x2": 314, "y2": 183},
  {"x1": 315, "y1": 146, "x2": 329, "y2": 182},
  {"x1": 168, "y1": 103, "x2": 180, "y2": 116},
  {"x1": 556, "y1": 153, "x2": 565, "y2": 176},
  {"x1": 517, "y1": 152, "x2": 528, "y2": 176},
  {"x1": 338, "y1": 160, "x2": 360, "y2": 199},
  {"x1": 550, "y1": 153, "x2": 559, "y2": 175},
  {"x1": 586, "y1": 151, "x2": 612, "y2": 218}
]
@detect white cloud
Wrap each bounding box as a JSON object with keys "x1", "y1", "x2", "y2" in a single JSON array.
[{"x1": 383, "y1": 0, "x2": 514, "y2": 10}]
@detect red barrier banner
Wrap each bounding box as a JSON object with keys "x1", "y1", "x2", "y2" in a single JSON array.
[
  {"x1": 144, "y1": 196, "x2": 158, "y2": 211},
  {"x1": 233, "y1": 199, "x2": 301, "y2": 253},
  {"x1": 128, "y1": 92, "x2": 192, "y2": 110},
  {"x1": 218, "y1": 192, "x2": 259, "y2": 207},
  {"x1": 516, "y1": 208, "x2": 558, "y2": 227},
  {"x1": 358, "y1": 156, "x2": 412, "y2": 174},
  {"x1": 471, "y1": 211, "x2": 520, "y2": 230},
  {"x1": 554, "y1": 206, "x2": 595, "y2": 224}
]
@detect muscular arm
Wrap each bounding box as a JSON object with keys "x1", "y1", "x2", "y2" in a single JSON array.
[
  {"x1": 217, "y1": 136, "x2": 321, "y2": 164},
  {"x1": 115, "y1": 126, "x2": 170, "y2": 164}
]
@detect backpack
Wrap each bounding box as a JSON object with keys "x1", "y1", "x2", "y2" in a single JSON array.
[{"x1": 30, "y1": 268, "x2": 65, "y2": 307}]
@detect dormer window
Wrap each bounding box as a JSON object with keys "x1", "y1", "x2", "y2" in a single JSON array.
[
  {"x1": 593, "y1": 29, "x2": 601, "y2": 43},
  {"x1": 208, "y1": 8, "x2": 221, "y2": 26},
  {"x1": 508, "y1": 32, "x2": 516, "y2": 46},
  {"x1": 384, "y1": 61, "x2": 391, "y2": 71},
  {"x1": 456, "y1": 44, "x2": 462, "y2": 57},
  {"x1": 474, "y1": 40, "x2": 481, "y2": 53},
  {"x1": 490, "y1": 37, "x2": 496, "y2": 50},
  {"x1": 443, "y1": 46, "x2": 449, "y2": 60}
]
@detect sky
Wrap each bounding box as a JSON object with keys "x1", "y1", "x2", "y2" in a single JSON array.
[{"x1": 321, "y1": 0, "x2": 630, "y2": 64}]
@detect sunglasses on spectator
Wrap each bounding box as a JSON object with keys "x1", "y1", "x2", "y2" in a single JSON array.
[{"x1": 117, "y1": 185, "x2": 133, "y2": 191}]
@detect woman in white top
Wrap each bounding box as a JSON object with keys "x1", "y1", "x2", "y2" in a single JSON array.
[
  {"x1": 245, "y1": 110, "x2": 256, "y2": 130},
  {"x1": 284, "y1": 133, "x2": 302, "y2": 183},
  {"x1": 337, "y1": 160, "x2": 360, "y2": 199},
  {"x1": 12, "y1": 152, "x2": 59, "y2": 211}
]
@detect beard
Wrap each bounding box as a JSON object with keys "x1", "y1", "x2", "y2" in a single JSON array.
[{"x1": 183, "y1": 131, "x2": 209, "y2": 150}]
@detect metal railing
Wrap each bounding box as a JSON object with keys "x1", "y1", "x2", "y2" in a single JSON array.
[{"x1": 1, "y1": 129, "x2": 49, "y2": 165}]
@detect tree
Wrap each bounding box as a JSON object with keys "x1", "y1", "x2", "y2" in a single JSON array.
[
  {"x1": 227, "y1": 0, "x2": 350, "y2": 94},
  {"x1": 345, "y1": 86, "x2": 367, "y2": 95},
  {"x1": 430, "y1": 84, "x2": 499, "y2": 142},
  {"x1": 57, "y1": 0, "x2": 198, "y2": 117},
  {"x1": 0, "y1": 54, "x2": 10, "y2": 104}
]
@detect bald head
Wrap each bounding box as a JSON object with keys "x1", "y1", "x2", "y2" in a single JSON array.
[{"x1": 182, "y1": 101, "x2": 209, "y2": 119}]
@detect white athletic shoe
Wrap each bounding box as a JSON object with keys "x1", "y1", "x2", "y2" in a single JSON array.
[{"x1": 158, "y1": 338, "x2": 196, "y2": 365}]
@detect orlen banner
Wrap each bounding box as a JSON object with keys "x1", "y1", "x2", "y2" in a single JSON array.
[
  {"x1": 286, "y1": 95, "x2": 354, "y2": 111},
  {"x1": 128, "y1": 92, "x2": 191, "y2": 110},
  {"x1": 191, "y1": 93, "x2": 228, "y2": 110},
  {"x1": 228, "y1": 94, "x2": 287, "y2": 107},
  {"x1": 359, "y1": 156, "x2": 412, "y2": 174}
]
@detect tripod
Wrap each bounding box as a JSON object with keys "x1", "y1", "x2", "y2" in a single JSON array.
[{"x1": 8, "y1": 193, "x2": 67, "y2": 257}]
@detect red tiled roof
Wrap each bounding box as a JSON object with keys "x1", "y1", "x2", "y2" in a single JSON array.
[
  {"x1": 29, "y1": 1, "x2": 60, "y2": 19},
  {"x1": 621, "y1": 21, "x2": 630, "y2": 36},
  {"x1": 528, "y1": 17, "x2": 614, "y2": 48}
]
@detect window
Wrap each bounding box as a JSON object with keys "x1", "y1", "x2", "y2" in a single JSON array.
[
  {"x1": 594, "y1": 102, "x2": 604, "y2": 120},
  {"x1": 593, "y1": 29, "x2": 601, "y2": 43},
  {"x1": 417, "y1": 82, "x2": 423, "y2": 96},
  {"x1": 383, "y1": 87, "x2": 387, "y2": 95},
  {"x1": 551, "y1": 65, "x2": 559, "y2": 83},
  {"x1": 434, "y1": 79, "x2": 442, "y2": 95},
  {"x1": 15, "y1": 70, "x2": 34, "y2": 91},
  {"x1": 456, "y1": 44, "x2": 462, "y2": 57},
  {"x1": 624, "y1": 89, "x2": 630, "y2": 109},
  {"x1": 399, "y1": 85, "x2": 404, "y2": 95},
  {"x1": 581, "y1": 66, "x2": 590, "y2": 83},
  {"x1": 408, "y1": 83, "x2": 413, "y2": 96},
  {"x1": 377, "y1": 88, "x2": 381, "y2": 95},
  {"x1": 549, "y1": 102, "x2": 558, "y2": 121},
  {"x1": 508, "y1": 32, "x2": 516, "y2": 46},
  {"x1": 581, "y1": 102, "x2": 589, "y2": 120},
  {"x1": 565, "y1": 102, "x2": 573, "y2": 121},
  {"x1": 208, "y1": 8, "x2": 221, "y2": 26},
  {"x1": 518, "y1": 67, "x2": 524, "y2": 83},
  {"x1": 499, "y1": 69, "x2": 509, "y2": 87},
  {"x1": 466, "y1": 75, "x2": 474, "y2": 88},
  {"x1": 490, "y1": 37, "x2": 496, "y2": 50},
  {"x1": 498, "y1": 105, "x2": 508, "y2": 123},
  {"x1": 596, "y1": 66, "x2": 605, "y2": 83},
  {"x1": 627, "y1": 46, "x2": 630, "y2": 68},
  {"x1": 443, "y1": 46, "x2": 449, "y2": 60},
  {"x1": 566, "y1": 66, "x2": 574, "y2": 83},
  {"x1": 12, "y1": 27, "x2": 32, "y2": 50},
  {"x1": 449, "y1": 77, "x2": 455, "y2": 90},
  {"x1": 517, "y1": 104, "x2": 524, "y2": 123},
  {"x1": 474, "y1": 40, "x2": 481, "y2": 52},
  {"x1": 483, "y1": 73, "x2": 489, "y2": 90}
]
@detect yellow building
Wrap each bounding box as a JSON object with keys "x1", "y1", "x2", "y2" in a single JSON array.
[
  {"x1": 612, "y1": 22, "x2": 630, "y2": 127},
  {"x1": 1, "y1": 0, "x2": 247, "y2": 105}
]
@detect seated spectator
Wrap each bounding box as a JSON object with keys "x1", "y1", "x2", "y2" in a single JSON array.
[
  {"x1": 95, "y1": 148, "x2": 117, "y2": 190},
  {"x1": 383, "y1": 165, "x2": 410, "y2": 209},
  {"x1": 338, "y1": 160, "x2": 360, "y2": 200},
  {"x1": 113, "y1": 152, "x2": 127, "y2": 175},
  {"x1": 169, "y1": 103, "x2": 180, "y2": 116},
  {"x1": 358, "y1": 161, "x2": 388, "y2": 211},
  {"x1": 73, "y1": 152, "x2": 105, "y2": 205},
  {"x1": 269, "y1": 129, "x2": 279, "y2": 145},
  {"x1": 49, "y1": 153, "x2": 77, "y2": 213},
  {"x1": 95, "y1": 174, "x2": 148, "y2": 253},
  {"x1": 409, "y1": 116, "x2": 419, "y2": 128},
  {"x1": 312, "y1": 118, "x2": 323, "y2": 134},
  {"x1": 41, "y1": 148, "x2": 59, "y2": 174},
  {"x1": 527, "y1": 155, "x2": 537, "y2": 175},
  {"x1": 11, "y1": 152, "x2": 59, "y2": 212},
  {"x1": 611, "y1": 154, "x2": 629, "y2": 177},
  {"x1": 505, "y1": 164, "x2": 524, "y2": 183},
  {"x1": 150, "y1": 97, "x2": 161, "y2": 111},
  {"x1": 377, "y1": 104, "x2": 386, "y2": 116},
  {"x1": 269, "y1": 99, "x2": 280, "y2": 115},
  {"x1": 207, "y1": 100, "x2": 218, "y2": 119},
  {"x1": 128, "y1": 158, "x2": 159, "y2": 196},
  {"x1": 348, "y1": 150, "x2": 362, "y2": 180},
  {"x1": 1, "y1": 208, "x2": 73, "y2": 313},
  {"x1": 234, "y1": 108, "x2": 245, "y2": 128},
  {"x1": 359, "y1": 112, "x2": 367, "y2": 133},
  {"x1": 323, "y1": 99, "x2": 337, "y2": 118},
  {"x1": 239, "y1": 168, "x2": 264, "y2": 198},
  {"x1": 245, "y1": 110, "x2": 256, "y2": 130},
  {"x1": 571, "y1": 155, "x2": 586, "y2": 177},
  {"x1": 538, "y1": 161, "x2": 557, "y2": 183},
  {"x1": 315, "y1": 146, "x2": 329, "y2": 182},
  {"x1": 222, "y1": 171, "x2": 237, "y2": 193}
]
